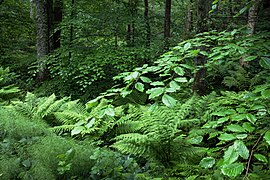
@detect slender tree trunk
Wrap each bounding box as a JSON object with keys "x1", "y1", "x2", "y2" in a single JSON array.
[
  {"x1": 30, "y1": 0, "x2": 35, "y2": 19},
  {"x1": 164, "y1": 0, "x2": 171, "y2": 50},
  {"x1": 36, "y1": 0, "x2": 50, "y2": 82},
  {"x1": 144, "y1": 0, "x2": 151, "y2": 47},
  {"x1": 193, "y1": 0, "x2": 210, "y2": 95},
  {"x1": 248, "y1": 0, "x2": 261, "y2": 35},
  {"x1": 196, "y1": 0, "x2": 210, "y2": 33},
  {"x1": 52, "y1": 0, "x2": 63, "y2": 49},
  {"x1": 69, "y1": 0, "x2": 75, "y2": 62},
  {"x1": 185, "y1": 0, "x2": 193, "y2": 38}
]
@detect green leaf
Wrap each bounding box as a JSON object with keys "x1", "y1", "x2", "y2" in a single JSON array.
[
  {"x1": 254, "y1": 154, "x2": 268, "y2": 163},
  {"x1": 199, "y1": 157, "x2": 215, "y2": 169},
  {"x1": 227, "y1": 124, "x2": 246, "y2": 133},
  {"x1": 71, "y1": 126, "x2": 85, "y2": 136},
  {"x1": 244, "y1": 56, "x2": 257, "y2": 61},
  {"x1": 184, "y1": 42, "x2": 191, "y2": 51},
  {"x1": 140, "y1": 76, "x2": 152, "y2": 83},
  {"x1": 174, "y1": 77, "x2": 188, "y2": 82},
  {"x1": 233, "y1": 140, "x2": 249, "y2": 159},
  {"x1": 186, "y1": 175, "x2": 198, "y2": 180},
  {"x1": 146, "y1": 87, "x2": 164, "y2": 99},
  {"x1": 262, "y1": 89, "x2": 270, "y2": 98},
  {"x1": 162, "y1": 94, "x2": 177, "y2": 107},
  {"x1": 239, "y1": 7, "x2": 247, "y2": 15},
  {"x1": 217, "y1": 117, "x2": 229, "y2": 124},
  {"x1": 150, "y1": 81, "x2": 165, "y2": 86},
  {"x1": 86, "y1": 118, "x2": 95, "y2": 129},
  {"x1": 169, "y1": 81, "x2": 180, "y2": 90},
  {"x1": 221, "y1": 163, "x2": 244, "y2": 177},
  {"x1": 242, "y1": 122, "x2": 255, "y2": 133},
  {"x1": 259, "y1": 57, "x2": 270, "y2": 69},
  {"x1": 188, "y1": 136, "x2": 203, "y2": 144},
  {"x1": 235, "y1": 134, "x2": 248, "y2": 139},
  {"x1": 246, "y1": 114, "x2": 257, "y2": 124},
  {"x1": 224, "y1": 145, "x2": 239, "y2": 164},
  {"x1": 174, "y1": 67, "x2": 185, "y2": 76},
  {"x1": 135, "y1": 82, "x2": 144, "y2": 92},
  {"x1": 124, "y1": 71, "x2": 139, "y2": 81},
  {"x1": 105, "y1": 107, "x2": 115, "y2": 116},
  {"x1": 264, "y1": 131, "x2": 270, "y2": 145},
  {"x1": 219, "y1": 133, "x2": 236, "y2": 141}
]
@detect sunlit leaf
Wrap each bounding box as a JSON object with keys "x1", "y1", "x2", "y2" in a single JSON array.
[
  {"x1": 71, "y1": 126, "x2": 85, "y2": 136},
  {"x1": 174, "y1": 67, "x2": 185, "y2": 76},
  {"x1": 223, "y1": 145, "x2": 239, "y2": 164},
  {"x1": 135, "y1": 82, "x2": 144, "y2": 92},
  {"x1": 221, "y1": 163, "x2": 244, "y2": 177},
  {"x1": 264, "y1": 131, "x2": 270, "y2": 145},
  {"x1": 227, "y1": 124, "x2": 246, "y2": 133},
  {"x1": 162, "y1": 94, "x2": 177, "y2": 107},
  {"x1": 146, "y1": 87, "x2": 164, "y2": 99},
  {"x1": 219, "y1": 133, "x2": 236, "y2": 141},
  {"x1": 199, "y1": 157, "x2": 215, "y2": 169},
  {"x1": 233, "y1": 140, "x2": 249, "y2": 159},
  {"x1": 254, "y1": 154, "x2": 268, "y2": 163},
  {"x1": 140, "y1": 76, "x2": 152, "y2": 83}
]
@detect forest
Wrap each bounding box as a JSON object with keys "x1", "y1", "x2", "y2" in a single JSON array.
[{"x1": 0, "y1": 0, "x2": 270, "y2": 179}]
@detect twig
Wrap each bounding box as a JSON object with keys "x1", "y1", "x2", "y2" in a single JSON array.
[{"x1": 243, "y1": 134, "x2": 263, "y2": 179}]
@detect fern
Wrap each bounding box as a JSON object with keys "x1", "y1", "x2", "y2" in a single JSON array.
[{"x1": 112, "y1": 98, "x2": 205, "y2": 166}]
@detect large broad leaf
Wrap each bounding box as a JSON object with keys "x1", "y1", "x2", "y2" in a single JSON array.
[
  {"x1": 233, "y1": 140, "x2": 249, "y2": 159},
  {"x1": 147, "y1": 87, "x2": 164, "y2": 99},
  {"x1": 135, "y1": 82, "x2": 144, "y2": 92},
  {"x1": 150, "y1": 81, "x2": 165, "y2": 86},
  {"x1": 264, "y1": 130, "x2": 270, "y2": 145},
  {"x1": 199, "y1": 157, "x2": 216, "y2": 169},
  {"x1": 227, "y1": 124, "x2": 246, "y2": 133},
  {"x1": 219, "y1": 133, "x2": 236, "y2": 141},
  {"x1": 162, "y1": 94, "x2": 177, "y2": 107},
  {"x1": 259, "y1": 57, "x2": 270, "y2": 69},
  {"x1": 184, "y1": 42, "x2": 191, "y2": 51},
  {"x1": 124, "y1": 71, "x2": 140, "y2": 81},
  {"x1": 140, "y1": 76, "x2": 152, "y2": 83},
  {"x1": 221, "y1": 163, "x2": 244, "y2": 177},
  {"x1": 254, "y1": 154, "x2": 268, "y2": 163},
  {"x1": 169, "y1": 81, "x2": 180, "y2": 90},
  {"x1": 86, "y1": 118, "x2": 95, "y2": 129},
  {"x1": 71, "y1": 126, "x2": 85, "y2": 136},
  {"x1": 174, "y1": 77, "x2": 188, "y2": 82},
  {"x1": 223, "y1": 145, "x2": 239, "y2": 164},
  {"x1": 174, "y1": 67, "x2": 185, "y2": 76},
  {"x1": 246, "y1": 114, "x2": 257, "y2": 124},
  {"x1": 242, "y1": 122, "x2": 255, "y2": 133}
]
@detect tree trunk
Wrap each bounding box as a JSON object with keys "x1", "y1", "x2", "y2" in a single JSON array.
[
  {"x1": 193, "y1": 0, "x2": 210, "y2": 95},
  {"x1": 196, "y1": 0, "x2": 210, "y2": 33},
  {"x1": 69, "y1": 0, "x2": 75, "y2": 62},
  {"x1": 52, "y1": 0, "x2": 63, "y2": 49},
  {"x1": 185, "y1": 0, "x2": 193, "y2": 38},
  {"x1": 36, "y1": 0, "x2": 51, "y2": 82},
  {"x1": 248, "y1": 0, "x2": 261, "y2": 35},
  {"x1": 164, "y1": 0, "x2": 171, "y2": 50},
  {"x1": 144, "y1": 0, "x2": 151, "y2": 47}
]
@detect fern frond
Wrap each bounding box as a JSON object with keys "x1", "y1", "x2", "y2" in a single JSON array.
[
  {"x1": 51, "y1": 124, "x2": 75, "y2": 134},
  {"x1": 36, "y1": 94, "x2": 56, "y2": 118},
  {"x1": 54, "y1": 111, "x2": 86, "y2": 124},
  {"x1": 44, "y1": 97, "x2": 69, "y2": 117}
]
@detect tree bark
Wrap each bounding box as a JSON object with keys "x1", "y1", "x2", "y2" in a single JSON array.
[
  {"x1": 185, "y1": 0, "x2": 193, "y2": 38},
  {"x1": 69, "y1": 0, "x2": 75, "y2": 62},
  {"x1": 248, "y1": 0, "x2": 261, "y2": 35},
  {"x1": 193, "y1": 0, "x2": 210, "y2": 95},
  {"x1": 52, "y1": 0, "x2": 63, "y2": 49},
  {"x1": 36, "y1": 0, "x2": 51, "y2": 82},
  {"x1": 144, "y1": 0, "x2": 151, "y2": 47},
  {"x1": 164, "y1": 0, "x2": 171, "y2": 50}
]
